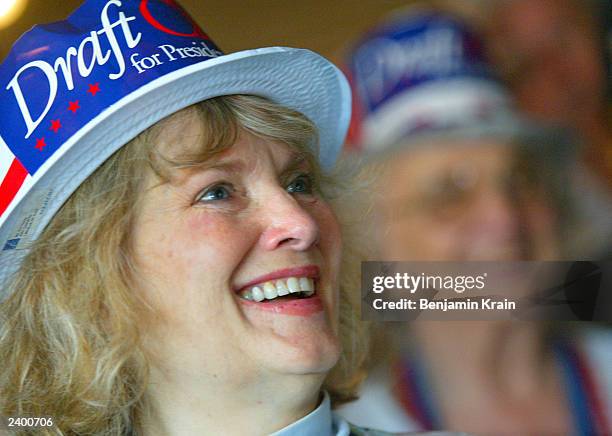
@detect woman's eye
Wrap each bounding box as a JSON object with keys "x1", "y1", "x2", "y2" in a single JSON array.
[
  {"x1": 197, "y1": 184, "x2": 233, "y2": 202},
  {"x1": 286, "y1": 174, "x2": 314, "y2": 194}
]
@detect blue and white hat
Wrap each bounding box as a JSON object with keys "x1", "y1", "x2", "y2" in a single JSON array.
[
  {"x1": 0, "y1": 0, "x2": 351, "y2": 293},
  {"x1": 344, "y1": 10, "x2": 571, "y2": 155}
]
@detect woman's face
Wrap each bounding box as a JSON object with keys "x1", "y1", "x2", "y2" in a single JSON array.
[
  {"x1": 375, "y1": 140, "x2": 558, "y2": 261},
  {"x1": 131, "y1": 119, "x2": 342, "y2": 385}
]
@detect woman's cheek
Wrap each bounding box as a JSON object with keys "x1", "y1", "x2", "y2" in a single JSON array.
[
  {"x1": 187, "y1": 210, "x2": 236, "y2": 238},
  {"x1": 323, "y1": 204, "x2": 342, "y2": 251},
  {"x1": 187, "y1": 211, "x2": 245, "y2": 247},
  {"x1": 316, "y1": 202, "x2": 343, "y2": 282}
]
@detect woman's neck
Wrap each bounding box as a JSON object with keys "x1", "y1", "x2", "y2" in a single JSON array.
[{"x1": 141, "y1": 368, "x2": 324, "y2": 436}]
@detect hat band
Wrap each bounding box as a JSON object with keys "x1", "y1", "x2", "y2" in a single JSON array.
[{"x1": 361, "y1": 78, "x2": 512, "y2": 152}]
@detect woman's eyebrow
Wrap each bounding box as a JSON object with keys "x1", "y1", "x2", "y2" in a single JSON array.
[
  {"x1": 168, "y1": 159, "x2": 245, "y2": 186},
  {"x1": 203, "y1": 160, "x2": 245, "y2": 172},
  {"x1": 180, "y1": 151, "x2": 310, "y2": 179},
  {"x1": 190, "y1": 159, "x2": 246, "y2": 174},
  {"x1": 282, "y1": 153, "x2": 312, "y2": 173}
]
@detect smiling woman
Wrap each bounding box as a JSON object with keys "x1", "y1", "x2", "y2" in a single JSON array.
[
  {"x1": 0, "y1": 94, "x2": 368, "y2": 435},
  {"x1": 0, "y1": 1, "x2": 377, "y2": 435}
]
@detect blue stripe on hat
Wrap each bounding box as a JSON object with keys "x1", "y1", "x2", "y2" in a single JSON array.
[{"x1": 0, "y1": 0, "x2": 223, "y2": 175}]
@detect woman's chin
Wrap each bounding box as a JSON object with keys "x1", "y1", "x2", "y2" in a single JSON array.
[
  {"x1": 274, "y1": 332, "x2": 341, "y2": 375},
  {"x1": 240, "y1": 303, "x2": 341, "y2": 375},
  {"x1": 261, "y1": 341, "x2": 341, "y2": 377}
]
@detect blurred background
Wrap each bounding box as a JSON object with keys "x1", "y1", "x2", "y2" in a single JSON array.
[{"x1": 2, "y1": 0, "x2": 417, "y2": 63}]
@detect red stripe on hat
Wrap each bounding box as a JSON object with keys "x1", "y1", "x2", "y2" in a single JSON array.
[
  {"x1": 343, "y1": 67, "x2": 364, "y2": 152},
  {"x1": 0, "y1": 158, "x2": 28, "y2": 217}
]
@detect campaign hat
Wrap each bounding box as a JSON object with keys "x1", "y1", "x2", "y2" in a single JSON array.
[
  {"x1": 344, "y1": 10, "x2": 573, "y2": 159},
  {"x1": 0, "y1": 0, "x2": 351, "y2": 295}
]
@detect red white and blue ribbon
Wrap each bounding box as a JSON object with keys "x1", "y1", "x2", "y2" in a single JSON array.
[{"x1": 394, "y1": 340, "x2": 611, "y2": 434}]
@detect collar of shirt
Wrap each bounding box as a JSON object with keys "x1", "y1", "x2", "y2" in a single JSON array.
[{"x1": 270, "y1": 391, "x2": 351, "y2": 436}]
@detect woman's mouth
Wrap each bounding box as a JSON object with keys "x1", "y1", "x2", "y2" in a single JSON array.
[
  {"x1": 234, "y1": 266, "x2": 323, "y2": 316},
  {"x1": 238, "y1": 277, "x2": 315, "y2": 302}
]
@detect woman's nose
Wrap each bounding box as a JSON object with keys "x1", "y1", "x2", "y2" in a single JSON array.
[
  {"x1": 257, "y1": 191, "x2": 320, "y2": 252},
  {"x1": 468, "y1": 185, "x2": 521, "y2": 239}
]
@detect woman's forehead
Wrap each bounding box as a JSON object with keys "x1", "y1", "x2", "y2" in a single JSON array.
[
  {"x1": 190, "y1": 135, "x2": 313, "y2": 172},
  {"x1": 155, "y1": 128, "x2": 313, "y2": 183},
  {"x1": 144, "y1": 100, "x2": 319, "y2": 185},
  {"x1": 153, "y1": 107, "x2": 212, "y2": 156},
  {"x1": 383, "y1": 139, "x2": 514, "y2": 170}
]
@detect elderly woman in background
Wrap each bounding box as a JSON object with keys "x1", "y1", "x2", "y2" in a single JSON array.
[
  {"x1": 0, "y1": 1, "x2": 398, "y2": 434},
  {"x1": 338, "y1": 8, "x2": 612, "y2": 436}
]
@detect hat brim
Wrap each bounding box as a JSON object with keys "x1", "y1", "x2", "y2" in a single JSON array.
[
  {"x1": 0, "y1": 47, "x2": 351, "y2": 295},
  {"x1": 366, "y1": 110, "x2": 577, "y2": 167}
]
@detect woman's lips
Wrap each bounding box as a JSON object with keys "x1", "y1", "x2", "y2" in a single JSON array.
[
  {"x1": 238, "y1": 294, "x2": 324, "y2": 316},
  {"x1": 234, "y1": 265, "x2": 323, "y2": 316},
  {"x1": 234, "y1": 265, "x2": 320, "y2": 293}
]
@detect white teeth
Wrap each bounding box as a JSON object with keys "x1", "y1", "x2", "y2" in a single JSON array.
[
  {"x1": 263, "y1": 282, "x2": 278, "y2": 300},
  {"x1": 251, "y1": 286, "x2": 265, "y2": 302},
  {"x1": 299, "y1": 277, "x2": 313, "y2": 292},
  {"x1": 239, "y1": 277, "x2": 316, "y2": 302},
  {"x1": 276, "y1": 280, "x2": 289, "y2": 296},
  {"x1": 287, "y1": 277, "x2": 300, "y2": 294}
]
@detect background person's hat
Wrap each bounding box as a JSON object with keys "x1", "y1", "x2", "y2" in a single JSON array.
[
  {"x1": 0, "y1": 0, "x2": 351, "y2": 296},
  {"x1": 343, "y1": 10, "x2": 575, "y2": 159}
]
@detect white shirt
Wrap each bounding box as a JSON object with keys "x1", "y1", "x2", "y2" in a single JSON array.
[{"x1": 271, "y1": 392, "x2": 351, "y2": 436}]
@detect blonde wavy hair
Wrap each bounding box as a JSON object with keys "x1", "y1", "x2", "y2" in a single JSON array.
[{"x1": 0, "y1": 95, "x2": 369, "y2": 435}]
